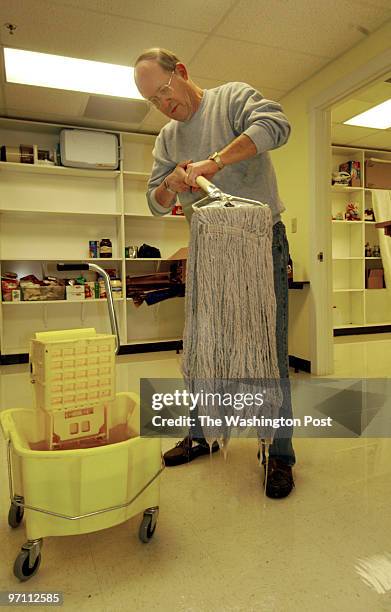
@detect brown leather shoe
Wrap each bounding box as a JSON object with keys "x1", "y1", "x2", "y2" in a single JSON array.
[
  {"x1": 163, "y1": 436, "x2": 219, "y2": 467},
  {"x1": 264, "y1": 457, "x2": 295, "y2": 499}
]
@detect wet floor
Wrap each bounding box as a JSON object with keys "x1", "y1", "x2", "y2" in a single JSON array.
[{"x1": 0, "y1": 338, "x2": 390, "y2": 611}]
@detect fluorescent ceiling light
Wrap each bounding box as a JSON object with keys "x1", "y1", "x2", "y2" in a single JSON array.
[
  {"x1": 3, "y1": 47, "x2": 143, "y2": 100},
  {"x1": 343, "y1": 99, "x2": 391, "y2": 129}
]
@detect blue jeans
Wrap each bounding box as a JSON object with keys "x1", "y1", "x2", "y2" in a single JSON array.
[
  {"x1": 268, "y1": 221, "x2": 296, "y2": 466},
  {"x1": 191, "y1": 221, "x2": 296, "y2": 467}
]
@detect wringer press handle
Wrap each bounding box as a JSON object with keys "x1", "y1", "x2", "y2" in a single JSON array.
[
  {"x1": 194, "y1": 175, "x2": 267, "y2": 210},
  {"x1": 57, "y1": 262, "x2": 120, "y2": 354}
]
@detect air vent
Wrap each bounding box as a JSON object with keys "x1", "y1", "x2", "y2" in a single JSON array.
[{"x1": 83, "y1": 95, "x2": 150, "y2": 124}]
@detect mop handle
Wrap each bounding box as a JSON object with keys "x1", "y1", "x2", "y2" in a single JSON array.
[{"x1": 196, "y1": 176, "x2": 222, "y2": 199}]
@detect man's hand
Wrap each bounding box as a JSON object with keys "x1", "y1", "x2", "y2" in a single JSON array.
[
  {"x1": 166, "y1": 160, "x2": 193, "y2": 193},
  {"x1": 184, "y1": 159, "x2": 219, "y2": 189}
]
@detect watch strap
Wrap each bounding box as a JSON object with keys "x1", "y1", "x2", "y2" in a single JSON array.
[{"x1": 208, "y1": 151, "x2": 224, "y2": 170}]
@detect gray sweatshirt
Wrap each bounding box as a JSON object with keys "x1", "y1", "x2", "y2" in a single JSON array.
[{"x1": 146, "y1": 82, "x2": 291, "y2": 224}]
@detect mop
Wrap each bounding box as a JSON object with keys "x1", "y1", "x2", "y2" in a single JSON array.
[{"x1": 181, "y1": 178, "x2": 283, "y2": 462}]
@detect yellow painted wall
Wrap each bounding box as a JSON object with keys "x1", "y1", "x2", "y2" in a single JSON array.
[
  {"x1": 288, "y1": 289, "x2": 311, "y2": 362},
  {"x1": 273, "y1": 19, "x2": 391, "y2": 362}
]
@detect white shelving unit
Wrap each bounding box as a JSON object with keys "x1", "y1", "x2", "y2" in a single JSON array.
[
  {"x1": 331, "y1": 145, "x2": 391, "y2": 331},
  {"x1": 0, "y1": 118, "x2": 189, "y2": 358}
]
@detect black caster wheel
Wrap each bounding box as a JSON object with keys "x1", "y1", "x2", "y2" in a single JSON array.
[
  {"x1": 8, "y1": 502, "x2": 24, "y2": 528},
  {"x1": 13, "y1": 550, "x2": 41, "y2": 582},
  {"x1": 139, "y1": 513, "x2": 157, "y2": 543}
]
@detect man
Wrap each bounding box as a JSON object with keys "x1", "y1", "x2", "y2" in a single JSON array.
[{"x1": 135, "y1": 48, "x2": 295, "y2": 499}]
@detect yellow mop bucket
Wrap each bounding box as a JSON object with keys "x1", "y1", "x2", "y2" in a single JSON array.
[{"x1": 1, "y1": 263, "x2": 163, "y2": 582}]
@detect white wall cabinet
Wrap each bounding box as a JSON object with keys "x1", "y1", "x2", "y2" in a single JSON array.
[
  {"x1": 0, "y1": 118, "x2": 189, "y2": 358},
  {"x1": 331, "y1": 145, "x2": 391, "y2": 331}
]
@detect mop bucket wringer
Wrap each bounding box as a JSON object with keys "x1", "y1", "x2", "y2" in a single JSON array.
[{"x1": 1, "y1": 263, "x2": 163, "y2": 582}]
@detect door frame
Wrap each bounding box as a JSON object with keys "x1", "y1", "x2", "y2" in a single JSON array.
[{"x1": 308, "y1": 48, "x2": 391, "y2": 375}]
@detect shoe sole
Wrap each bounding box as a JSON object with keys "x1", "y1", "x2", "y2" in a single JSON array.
[
  {"x1": 164, "y1": 443, "x2": 219, "y2": 467},
  {"x1": 264, "y1": 483, "x2": 294, "y2": 499}
]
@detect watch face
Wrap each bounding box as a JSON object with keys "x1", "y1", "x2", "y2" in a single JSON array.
[{"x1": 211, "y1": 153, "x2": 223, "y2": 169}]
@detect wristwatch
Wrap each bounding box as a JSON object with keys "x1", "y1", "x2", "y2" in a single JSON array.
[
  {"x1": 208, "y1": 151, "x2": 225, "y2": 170},
  {"x1": 163, "y1": 177, "x2": 177, "y2": 194}
]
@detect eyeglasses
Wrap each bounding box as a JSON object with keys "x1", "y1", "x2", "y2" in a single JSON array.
[{"x1": 148, "y1": 70, "x2": 175, "y2": 108}]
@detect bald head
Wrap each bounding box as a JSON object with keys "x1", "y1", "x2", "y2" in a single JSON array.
[{"x1": 135, "y1": 48, "x2": 180, "y2": 72}]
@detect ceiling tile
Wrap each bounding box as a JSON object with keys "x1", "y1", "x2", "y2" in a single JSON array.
[
  {"x1": 3, "y1": 107, "x2": 83, "y2": 124},
  {"x1": 4, "y1": 84, "x2": 87, "y2": 116},
  {"x1": 331, "y1": 123, "x2": 379, "y2": 145},
  {"x1": 188, "y1": 38, "x2": 328, "y2": 92},
  {"x1": 331, "y1": 99, "x2": 376, "y2": 123},
  {"x1": 48, "y1": 0, "x2": 237, "y2": 34},
  {"x1": 355, "y1": 81, "x2": 391, "y2": 105},
  {"x1": 355, "y1": 0, "x2": 391, "y2": 7},
  {"x1": 83, "y1": 96, "x2": 149, "y2": 123},
  {"x1": 3, "y1": 106, "x2": 148, "y2": 132},
  {"x1": 0, "y1": 0, "x2": 207, "y2": 65},
  {"x1": 138, "y1": 108, "x2": 168, "y2": 133},
  {"x1": 255, "y1": 87, "x2": 286, "y2": 102},
  {"x1": 192, "y1": 74, "x2": 287, "y2": 100},
  {"x1": 191, "y1": 75, "x2": 229, "y2": 90},
  {"x1": 348, "y1": 130, "x2": 391, "y2": 149},
  {"x1": 214, "y1": 0, "x2": 391, "y2": 58}
]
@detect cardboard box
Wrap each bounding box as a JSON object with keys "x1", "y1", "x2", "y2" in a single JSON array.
[
  {"x1": 339, "y1": 161, "x2": 361, "y2": 187},
  {"x1": 168, "y1": 247, "x2": 188, "y2": 260},
  {"x1": 365, "y1": 159, "x2": 391, "y2": 190},
  {"x1": 22, "y1": 286, "x2": 65, "y2": 301},
  {"x1": 66, "y1": 285, "x2": 85, "y2": 301}
]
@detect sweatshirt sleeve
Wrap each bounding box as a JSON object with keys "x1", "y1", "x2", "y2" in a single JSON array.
[
  {"x1": 227, "y1": 82, "x2": 291, "y2": 154},
  {"x1": 146, "y1": 129, "x2": 176, "y2": 216}
]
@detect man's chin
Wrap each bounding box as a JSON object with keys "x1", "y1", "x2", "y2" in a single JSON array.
[
  {"x1": 169, "y1": 106, "x2": 192, "y2": 122},
  {"x1": 178, "y1": 111, "x2": 193, "y2": 122}
]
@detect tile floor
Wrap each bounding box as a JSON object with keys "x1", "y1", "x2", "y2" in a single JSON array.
[{"x1": 0, "y1": 338, "x2": 391, "y2": 611}]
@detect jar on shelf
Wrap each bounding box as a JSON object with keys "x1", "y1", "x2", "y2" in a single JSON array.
[
  {"x1": 125, "y1": 245, "x2": 138, "y2": 259},
  {"x1": 110, "y1": 278, "x2": 122, "y2": 299},
  {"x1": 99, "y1": 238, "x2": 112, "y2": 258},
  {"x1": 365, "y1": 242, "x2": 372, "y2": 257},
  {"x1": 372, "y1": 245, "x2": 381, "y2": 258}
]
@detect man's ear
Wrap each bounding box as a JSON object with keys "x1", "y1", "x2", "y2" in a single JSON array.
[{"x1": 175, "y1": 62, "x2": 188, "y2": 81}]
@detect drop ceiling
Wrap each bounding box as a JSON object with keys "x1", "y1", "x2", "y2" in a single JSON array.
[
  {"x1": 0, "y1": 0, "x2": 391, "y2": 135},
  {"x1": 331, "y1": 78, "x2": 391, "y2": 150}
]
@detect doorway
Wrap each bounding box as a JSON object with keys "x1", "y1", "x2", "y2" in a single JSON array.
[{"x1": 308, "y1": 48, "x2": 391, "y2": 375}]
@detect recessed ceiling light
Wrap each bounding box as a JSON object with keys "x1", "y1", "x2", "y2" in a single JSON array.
[
  {"x1": 343, "y1": 99, "x2": 391, "y2": 129},
  {"x1": 3, "y1": 47, "x2": 143, "y2": 99}
]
